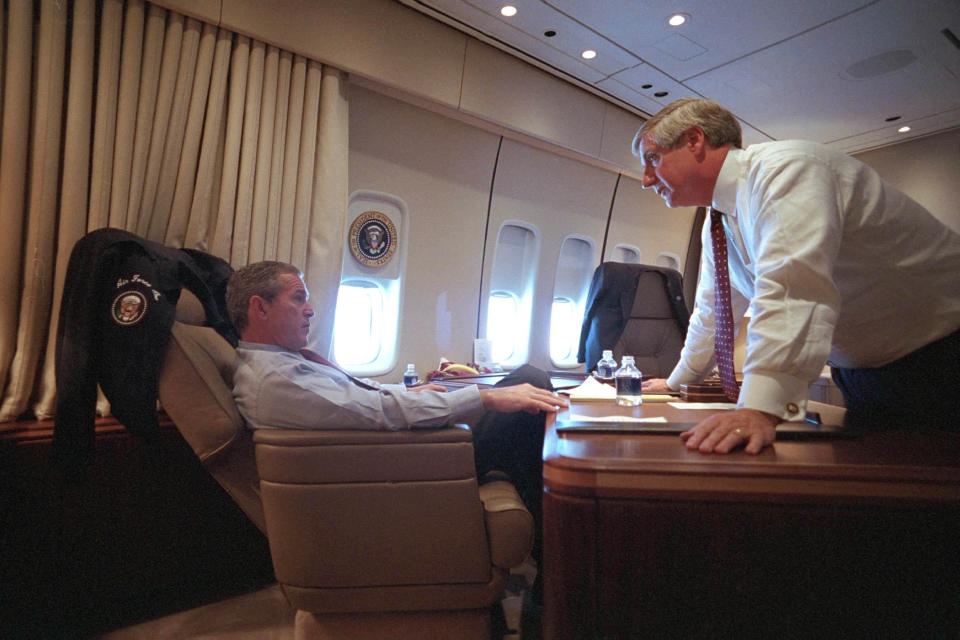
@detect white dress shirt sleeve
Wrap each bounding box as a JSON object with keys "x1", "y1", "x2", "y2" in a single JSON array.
[{"x1": 737, "y1": 150, "x2": 842, "y2": 419}]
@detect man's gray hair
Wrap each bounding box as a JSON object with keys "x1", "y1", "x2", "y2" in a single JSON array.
[
  {"x1": 631, "y1": 98, "x2": 743, "y2": 157},
  {"x1": 226, "y1": 261, "x2": 302, "y2": 334}
]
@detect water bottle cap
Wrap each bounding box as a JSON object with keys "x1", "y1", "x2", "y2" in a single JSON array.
[
  {"x1": 621, "y1": 355, "x2": 635, "y2": 364},
  {"x1": 405, "y1": 363, "x2": 415, "y2": 371},
  {"x1": 602, "y1": 350, "x2": 613, "y2": 358}
]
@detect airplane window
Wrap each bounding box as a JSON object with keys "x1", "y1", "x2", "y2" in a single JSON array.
[
  {"x1": 487, "y1": 290, "x2": 520, "y2": 364},
  {"x1": 613, "y1": 243, "x2": 641, "y2": 264},
  {"x1": 549, "y1": 297, "x2": 579, "y2": 363},
  {"x1": 656, "y1": 251, "x2": 680, "y2": 271},
  {"x1": 485, "y1": 222, "x2": 540, "y2": 369},
  {"x1": 333, "y1": 281, "x2": 384, "y2": 366},
  {"x1": 551, "y1": 235, "x2": 595, "y2": 368},
  {"x1": 333, "y1": 190, "x2": 407, "y2": 377}
]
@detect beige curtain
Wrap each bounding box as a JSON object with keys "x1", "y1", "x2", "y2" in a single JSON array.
[{"x1": 0, "y1": 0, "x2": 348, "y2": 425}]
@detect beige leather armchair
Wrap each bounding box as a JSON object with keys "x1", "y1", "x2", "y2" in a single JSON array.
[{"x1": 158, "y1": 291, "x2": 533, "y2": 639}]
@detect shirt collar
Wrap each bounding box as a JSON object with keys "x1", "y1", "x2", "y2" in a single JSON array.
[
  {"x1": 238, "y1": 340, "x2": 294, "y2": 354},
  {"x1": 711, "y1": 147, "x2": 741, "y2": 217}
]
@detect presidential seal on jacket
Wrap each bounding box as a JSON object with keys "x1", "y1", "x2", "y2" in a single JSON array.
[{"x1": 350, "y1": 210, "x2": 397, "y2": 267}]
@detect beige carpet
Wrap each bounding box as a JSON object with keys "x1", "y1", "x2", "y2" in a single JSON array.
[{"x1": 100, "y1": 561, "x2": 535, "y2": 640}]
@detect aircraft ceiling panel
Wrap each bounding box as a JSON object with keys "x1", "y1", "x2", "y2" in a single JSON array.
[
  {"x1": 685, "y1": 0, "x2": 960, "y2": 145},
  {"x1": 825, "y1": 108, "x2": 960, "y2": 154},
  {"x1": 600, "y1": 63, "x2": 702, "y2": 111},
  {"x1": 420, "y1": 0, "x2": 640, "y2": 81},
  {"x1": 404, "y1": 0, "x2": 959, "y2": 151},
  {"x1": 545, "y1": 0, "x2": 873, "y2": 80}
]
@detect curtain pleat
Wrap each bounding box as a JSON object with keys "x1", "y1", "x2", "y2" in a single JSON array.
[
  {"x1": 0, "y1": 0, "x2": 67, "y2": 420},
  {"x1": 165, "y1": 21, "x2": 218, "y2": 247},
  {"x1": 184, "y1": 28, "x2": 232, "y2": 251},
  {"x1": 87, "y1": 0, "x2": 124, "y2": 231},
  {"x1": 249, "y1": 45, "x2": 279, "y2": 264},
  {"x1": 105, "y1": 0, "x2": 144, "y2": 230},
  {"x1": 210, "y1": 35, "x2": 248, "y2": 260},
  {"x1": 231, "y1": 39, "x2": 265, "y2": 266},
  {"x1": 146, "y1": 16, "x2": 201, "y2": 243},
  {"x1": 119, "y1": 2, "x2": 162, "y2": 231},
  {"x1": 137, "y1": 11, "x2": 185, "y2": 239},
  {"x1": 0, "y1": 1, "x2": 33, "y2": 403},
  {"x1": 264, "y1": 50, "x2": 293, "y2": 261},
  {"x1": 306, "y1": 68, "x2": 349, "y2": 358},
  {"x1": 291, "y1": 60, "x2": 323, "y2": 271},
  {"x1": 35, "y1": 0, "x2": 97, "y2": 419},
  {"x1": 0, "y1": 1, "x2": 347, "y2": 425},
  {"x1": 277, "y1": 55, "x2": 307, "y2": 262}
]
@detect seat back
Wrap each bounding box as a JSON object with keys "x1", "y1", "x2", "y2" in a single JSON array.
[
  {"x1": 578, "y1": 262, "x2": 688, "y2": 377},
  {"x1": 158, "y1": 290, "x2": 265, "y2": 532}
]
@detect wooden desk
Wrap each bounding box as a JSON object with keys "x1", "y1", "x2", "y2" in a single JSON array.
[{"x1": 542, "y1": 401, "x2": 960, "y2": 639}]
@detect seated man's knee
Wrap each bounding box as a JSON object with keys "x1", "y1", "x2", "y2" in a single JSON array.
[{"x1": 497, "y1": 364, "x2": 552, "y2": 391}]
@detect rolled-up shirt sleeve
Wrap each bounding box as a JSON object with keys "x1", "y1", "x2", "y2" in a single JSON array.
[{"x1": 737, "y1": 151, "x2": 841, "y2": 419}]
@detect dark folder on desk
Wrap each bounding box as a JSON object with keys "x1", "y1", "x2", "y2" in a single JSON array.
[{"x1": 556, "y1": 417, "x2": 860, "y2": 439}]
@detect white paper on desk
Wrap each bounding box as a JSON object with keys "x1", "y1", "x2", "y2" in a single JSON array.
[
  {"x1": 567, "y1": 414, "x2": 668, "y2": 424},
  {"x1": 560, "y1": 376, "x2": 616, "y2": 401},
  {"x1": 668, "y1": 402, "x2": 737, "y2": 410}
]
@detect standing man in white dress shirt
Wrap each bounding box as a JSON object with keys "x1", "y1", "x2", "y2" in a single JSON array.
[{"x1": 634, "y1": 98, "x2": 960, "y2": 454}]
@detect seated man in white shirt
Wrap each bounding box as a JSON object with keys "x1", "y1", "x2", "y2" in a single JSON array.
[
  {"x1": 226, "y1": 260, "x2": 566, "y2": 603},
  {"x1": 634, "y1": 98, "x2": 960, "y2": 454}
]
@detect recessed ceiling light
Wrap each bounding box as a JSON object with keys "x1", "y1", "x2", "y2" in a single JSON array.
[
  {"x1": 898, "y1": 125, "x2": 911, "y2": 133},
  {"x1": 668, "y1": 13, "x2": 689, "y2": 27},
  {"x1": 581, "y1": 49, "x2": 597, "y2": 59},
  {"x1": 500, "y1": 5, "x2": 517, "y2": 17}
]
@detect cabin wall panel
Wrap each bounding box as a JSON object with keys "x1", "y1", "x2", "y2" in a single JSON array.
[
  {"x1": 460, "y1": 39, "x2": 608, "y2": 159},
  {"x1": 349, "y1": 85, "x2": 500, "y2": 382},
  {"x1": 854, "y1": 128, "x2": 960, "y2": 234},
  {"x1": 219, "y1": 0, "x2": 466, "y2": 108},
  {"x1": 483, "y1": 139, "x2": 618, "y2": 371},
  {"x1": 605, "y1": 175, "x2": 698, "y2": 270},
  {"x1": 599, "y1": 104, "x2": 645, "y2": 176}
]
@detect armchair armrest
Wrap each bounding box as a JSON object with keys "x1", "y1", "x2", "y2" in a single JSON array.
[
  {"x1": 479, "y1": 481, "x2": 534, "y2": 569},
  {"x1": 253, "y1": 424, "x2": 496, "y2": 593}
]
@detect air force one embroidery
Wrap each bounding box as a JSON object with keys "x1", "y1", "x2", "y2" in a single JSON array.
[
  {"x1": 111, "y1": 291, "x2": 148, "y2": 326},
  {"x1": 349, "y1": 210, "x2": 397, "y2": 268}
]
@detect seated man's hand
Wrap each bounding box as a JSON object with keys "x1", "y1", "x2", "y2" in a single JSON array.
[
  {"x1": 480, "y1": 384, "x2": 568, "y2": 415},
  {"x1": 407, "y1": 383, "x2": 448, "y2": 393},
  {"x1": 641, "y1": 378, "x2": 672, "y2": 393},
  {"x1": 680, "y1": 408, "x2": 779, "y2": 455}
]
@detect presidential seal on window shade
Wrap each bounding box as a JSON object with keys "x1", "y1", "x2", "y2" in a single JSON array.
[{"x1": 350, "y1": 210, "x2": 397, "y2": 267}]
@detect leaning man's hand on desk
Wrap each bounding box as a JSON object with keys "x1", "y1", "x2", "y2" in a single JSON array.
[{"x1": 681, "y1": 409, "x2": 780, "y2": 455}]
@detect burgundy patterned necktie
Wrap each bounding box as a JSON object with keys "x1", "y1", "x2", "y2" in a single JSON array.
[{"x1": 710, "y1": 209, "x2": 741, "y2": 403}]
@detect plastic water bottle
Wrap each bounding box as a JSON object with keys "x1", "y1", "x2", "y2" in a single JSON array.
[
  {"x1": 615, "y1": 356, "x2": 642, "y2": 406},
  {"x1": 595, "y1": 349, "x2": 617, "y2": 381},
  {"x1": 403, "y1": 364, "x2": 419, "y2": 387}
]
